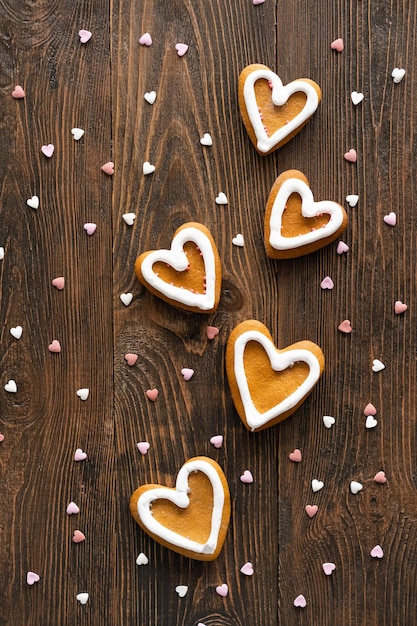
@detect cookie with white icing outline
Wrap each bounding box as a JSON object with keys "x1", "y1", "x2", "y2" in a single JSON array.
[
  {"x1": 129, "y1": 456, "x2": 230, "y2": 561},
  {"x1": 226, "y1": 320, "x2": 325, "y2": 432},
  {"x1": 135, "y1": 222, "x2": 221, "y2": 313},
  {"x1": 265, "y1": 170, "x2": 348, "y2": 259},
  {"x1": 238, "y1": 64, "x2": 322, "y2": 155}
]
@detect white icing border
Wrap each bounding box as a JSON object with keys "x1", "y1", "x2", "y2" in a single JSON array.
[
  {"x1": 140, "y1": 226, "x2": 216, "y2": 310},
  {"x1": 243, "y1": 68, "x2": 319, "y2": 153},
  {"x1": 137, "y1": 459, "x2": 225, "y2": 555},
  {"x1": 269, "y1": 177, "x2": 345, "y2": 250},
  {"x1": 233, "y1": 330, "x2": 321, "y2": 430}
]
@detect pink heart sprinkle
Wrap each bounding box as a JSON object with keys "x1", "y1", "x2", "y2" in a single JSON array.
[
  {"x1": 305, "y1": 504, "x2": 318, "y2": 518},
  {"x1": 0, "y1": 433, "x2": 4, "y2": 442},
  {"x1": 84, "y1": 223, "x2": 97, "y2": 235},
  {"x1": 41, "y1": 144, "x2": 54, "y2": 158},
  {"x1": 364, "y1": 403, "x2": 377, "y2": 416},
  {"x1": 215, "y1": 584, "x2": 228, "y2": 597},
  {"x1": 72, "y1": 529, "x2": 86, "y2": 543},
  {"x1": 48, "y1": 340, "x2": 61, "y2": 353},
  {"x1": 52, "y1": 276, "x2": 65, "y2": 290},
  {"x1": 338, "y1": 319, "x2": 352, "y2": 333},
  {"x1": 370, "y1": 545, "x2": 383, "y2": 558},
  {"x1": 79, "y1": 29, "x2": 92, "y2": 43},
  {"x1": 146, "y1": 388, "x2": 158, "y2": 401},
  {"x1": 336, "y1": 241, "x2": 349, "y2": 254},
  {"x1": 394, "y1": 300, "x2": 407, "y2": 314},
  {"x1": 330, "y1": 38, "x2": 344, "y2": 52},
  {"x1": 252, "y1": 0, "x2": 266, "y2": 4},
  {"x1": 383, "y1": 212, "x2": 397, "y2": 226},
  {"x1": 12, "y1": 85, "x2": 25, "y2": 99},
  {"x1": 289, "y1": 448, "x2": 302, "y2": 463},
  {"x1": 373, "y1": 471, "x2": 387, "y2": 484},
  {"x1": 293, "y1": 594, "x2": 306, "y2": 608},
  {"x1": 344, "y1": 148, "x2": 357, "y2": 162},
  {"x1": 74, "y1": 448, "x2": 87, "y2": 461},
  {"x1": 181, "y1": 368, "x2": 194, "y2": 381},
  {"x1": 207, "y1": 326, "x2": 219, "y2": 340},
  {"x1": 101, "y1": 161, "x2": 114, "y2": 175},
  {"x1": 66, "y1": 501, "x2": 80, "y2": 515},
  {"x1": 27, "y1": 571, "x2": 40, "y2": 585},
  {"x1": 125, "y1": 353, "x2": 138, "y2": 366},
  {"x1": 175, "y1": 43, "x2": 189, "y2": 57},
  {"x1": 210, "y1": 435, "x2": 223, "y2": 448},
  {"x1": 137, "y1": 441, "x2": 150, "y2": 455},
  {"x1": 240, "y1": 562, "x2": 254, "y2": 576},
  {"x1": 320, "y1": 276, "x2": 334, "y2": 290},
  {"x1": 240, "y1": 469, "x2": 254, "y2": 484},
  {"x1": 322, "y1": 562, "x2": 336, "y2": 575},
  {"x1": 139, "y1": 32, "x2": 152, "y2": 46}
]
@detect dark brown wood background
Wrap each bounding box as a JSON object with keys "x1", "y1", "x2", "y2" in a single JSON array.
[{"x1": 1, "y1": 0, "x2": 416, "y2": 624}]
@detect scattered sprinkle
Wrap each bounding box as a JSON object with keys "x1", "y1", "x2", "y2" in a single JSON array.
[
  {"x1": 370, "y1": 545, "x2": 384, "y2": 559},
  {"x1": 144, "y1": 91, "x2": 156, "y2": 105},
  {"x1": 305, "y1": 504, "x2": 318, "y2": 518},
  {"x1": 351, "y1": 91, "x2": 364, "y2": 105},
  {"x1": 240, "y1": 562, "x2": 254, "y2": 576},
  {"x1": 74, "y1": 448, "x2": 87, "y2": 461},
  {"x1": 320, "y1": 276, "x2": 334, "y2": 290},
  {"x1": 0, "y1": 433, "x2": 4, "y2": 442},
  {"x1": 372, "y1": 359, "x2": 385, "y2": 372},
  {"x1": 322, "y1": 563, "x2": 336, "y2": 575},
  {"x1": 101, "y1": 161, "x2": 114, "y2": 175},
  {"x1": 124, "y1": 353, "x2": 138, "y2": 366},
  {"x1": 78, "y1": 30, "x2": 92, "y2": 44},
  {"x1": 175, "y1": 585, "x2": 188, "y2": 597},
  {"x1": 122, "y1": 212, "x2": 136, "y2": 225},
  {"x1": 288, "y1": 448, "x2": 302, "y2": 462},
  {"x1": 76, "y1": 388, "x2": 89, "y2": 400},
  {"x1": 72, "y1": 529, "x2": 86, "y2": 543},
  {"x1": 52, "y1": 276, "x2": 65, "y2": 290},
  {"x1": 336, "y1": 241, "x2": 349, "y2": 254},
  {"x1": 350, "y1": 480, "x2": 363, "y2": 494},
  {"x1": 12, "y1": 85, "x2": 25, "y2": 99},
  {"x1": 344, "y1": 149, "x2": 357, "y2": 162},
  {"x1": 312, "y1": 479, "x2": 324, "y2": 493},
  {"x1": 207, "y1": 326, "x2": 219, "y2": 339},
  {"x1": 323, "y1": 415, "x2": 335, "y2": 428},
  {"x1": 0, "y1": 247, "x2": 4, "y2": 260},
  {"x1": 330, "y1": 38, "x2": 344, "y2": 52},
  {"x1": 143, "y1": 161, "x2": 155, "y2": 175},
  {"x1": 232, "y1": 234, "x2": 244, "y2": 247},
  {"x1": 83, "y1": 223, "x2": 97, "y2": 235},
  {"x1": 41, "y1": 144, "x2": 54, "y2": 158},
  {"x1": 364, "y1": 403, "x2": 377, "y2": 416},
  {"x1": 365, "y1": 414, "x2": 378, "y2": 429},
  {"x1": 210, "y1": 434, "x2": 223, "y2": 448},
  {"x1": 392, "y1": 68, "x2": 405, "y2": 83},
  {"x1": 66, "y1": 501, "x2": 80, "y2": 515},
  {"x1": 181, "y1": 368, "x2": 194, "y2": 381},
  {"x1": 215, "y1": 584, "x2": 228, "y2": 597},
  {"x1": 293, "y1": 594, "x2": 306, "y2": 608},
  {"x1": 76, "y1": 592, "x2": 89, "y2": 605},
  {"x1": 394, "y1": 300, "x2": 407, "y2": 314},
  {"x1": 48, "y1": 340, "x2": 61, "y2": 353},
  {"x1": 136, "y1": 552, "x2": 149, "y2": 565},
  {"x1": 345, "y1": 194, "x2": 359, "y2": 207},
  {"x1": 373, "y1": 471, "x2": 387, "y2": 484},
  {"x1": 27, "y1": 195, "x2": 39, "y2": 209},
  {"x1": 4, "y1": 380, "x2": 17, "y2": 393},
  {"x1": 145, "y1": 388, "x2": 158, "y2": 401},
  {"x1": 10, "y1": 326, "x2": 23, "y2": 340},
  {"x1": 383, "y1": 212, "x2": 396, "y2": 226},
  {"x1": 240, "y1": 469, "x2": 254, "y2": 484},
  {"x1": 200, "y1": 133, "x2": 212, "y2": 146},
  {"x1": 137, "y1": 441, "x2": 150, "y2": 455},
  {"x1": 253, "y1": 0, "x2": 266, "y2": 4},
  {"x1": 120, "y1": 293, "x2": 133, "y2": 306},
  {"x1": 215, "y1": 192, "x2": 228, "y2": 205},
  {"x1": 139, "y1": 33, "x2": 152, "y2": 46},
  {"x1": 27, "y1": 571, "x2": 40, "y2": 585},
  {"x1": 71, "y1": 128, "x2": 84, "y2": 140},
  {"x1": 338, "y1": 319, "x2": 352, "y2": 333},
  {"x1": 175, "y1": 43, "x2": 188, "y2": 57}
]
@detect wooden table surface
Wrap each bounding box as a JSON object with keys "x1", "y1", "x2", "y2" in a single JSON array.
[{"x1": 1, "y1": 0, "x2": 416, "y2": 624}]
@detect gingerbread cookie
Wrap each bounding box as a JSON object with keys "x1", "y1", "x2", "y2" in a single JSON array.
[
  {"x1": 264, "y1": 170, "x2": 348, "y2": 258},
  {"x1": 238, "y1": 64, "x2": 321, "y2": 155},
  {"x1": 226, "y1": 320, "x2": 325, "y2": 432},
  {"x1": 130, "y1": 456, "x2": 230, "y2": 561},
  {"x1": 135, "y1": 222, "x2": 221, "y2": 313}
]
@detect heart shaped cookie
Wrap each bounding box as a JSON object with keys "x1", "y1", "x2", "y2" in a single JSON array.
[
  {"x1": 238, "y1": 64, "x2": 321, "y2": 155},
  {"x1": 265, "y1": 170, "x2": 348, "y2": 258},
  {"x1": 226, "y1": 320, "x2": 325, "y2": 431},
  {"x1": 130, "y1": 456, "x2": 230, "y2": 561},
  {"x1": 135, "y1": 222, "x2": 221, "y2": 313}
]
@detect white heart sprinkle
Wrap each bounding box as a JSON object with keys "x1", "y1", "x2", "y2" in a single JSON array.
[
  {"x1": 143, "y1": 161, "x2": 155, "y2": 175},
  {"x1": 136, "y1": 552, "x2": 149, "y2": 565},
  {"x1": 351, "y1": 91, "x2": 364, "y2": 105},
  {"x1": 10, "y1": 326, "x2": 23, "y2": 339},
  {"x1": 312, "y1": 479, "x2": 324, "y2": 492},
  {"x1": 175, "y1": 585, "x2": 188, "y2": 598},
  {"x1": 71, "y1": 128, "x2": 85, "y2": 140},
  {"x1": 0, "y1": 247, "x2": 4, "y2": 260},
  {"x1": 350, "y1": 480, "x2": 363, "y2": 494},
  {"x1": 215, "y1": 192, "x2": 228, "y2": 205},
  {"x1": 345, "y1": 194, "x2": 359, "y2": 207},
  {"x1": 5, "y1": 380, "x2": 17, "y2": 393},
  {"x1": 391, "y1": 68, "x2": 405, "y2": 83},
  {"x1": 372, "y1": 359, "x2": 385, "y2": 372},
  {"x1": 122, "y1": 213, "x2": 136, "y2": 226},
  {"x1": 232, "y1": 234, "x2": 244, "y2": 247},
  {"x1": 365, "y1": 415, "x2": 378, "y2": 429},
  {"x1": 76, "y1": 593, "x2": 89, "y2": 605},
  {"x1": 144, "y1": 91, "x2": 156, "y2": 104},
  {"x1": 120, "y1": 293, "x2": 133, "y2": 306},
  {"x1": 200, "y1": 133, "x2": 213, "y2": 146},
  {"x1": 76, "y1": 388, "x2": 89, "y2": 400},
  {"x1": 323, "y1": 415, "x2": 336, "y2": 428},
  {"x1": 27, "y1": 195, "x2": 39, "y2": 209}
]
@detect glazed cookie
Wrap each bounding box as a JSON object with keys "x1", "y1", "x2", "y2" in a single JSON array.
[
  {"x1": 226, "y1": 320, "x2": 325, "y2": 432},
  {"x1": 238, "y1": 64, "x2": 321, "y2": 155},
  {"x1": 135, "y1": 222, "x2": 221, "y2": 313},
  {"x1": 130, "y1": 456, "x2": 230, "y2": 561},
  {"x1": 264, "y1": 170, "x2": 348, "y2": 259}
]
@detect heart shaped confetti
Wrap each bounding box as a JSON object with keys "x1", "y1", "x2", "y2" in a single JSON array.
[
  {"x1": 0, "y1": 434, "x2": 4, "y2": 442},
  {"x1": 210, "y1": 435, "x2": 223, "y2": 448},
  {"x1": 312, "y1": 479, "x2": 324, "y2": 492},
  {"x1": 72, "y1": 529, "x2": 86, "y2": 543},
  {"x1": 372, "y1": 359, "x2": 385, "y2": 372},
  {"x1": 27, "y1": 195, "x2": 39, "y2": 209},
  {"x1": 120, "y1": 293, "x2": 133, "y2": 306},
  {"x1": 373, "y1": 471, "x2": 387, "y2": 484},
  {"x1": 370, "y1": 545, "x2": 383, "y2": 559},
  {"x1": 240, "y1": 470, "x2": 254, "y2": 484},
  {"x1": 346, "y1": 194, "x2": 359, "y2": 207},
  {"x1": 27, "y1": 571, "x2": 40, "y2": 585},
  {"x1": 336, "y1": 241, "x2": 349, "y2": 254},
  {"x1": 0, "y1": 247, "x2": 4, "y2": 260},
  {"x1": 48, "y1": 340, "x2": 61, "y2": 353},
  {"x1": 364, "y1": 403, "x2": 377, "y2": 416},
  {"x1": 83, "y1": 223, "x2": 97, "y2": 235},
  {"x1": 125, "y1": 353, "x2": 138, "y2": 366},
  {"x1": 101, "y1": 161, "x2": 114, "y2": 175},
  {"x1": 330, "y1": 38, "x2": 344, "y2": 52},
  {"x1": 323, "y1": 562, "x2": 336, "y2": 575},
  {"x1": 305, "y1": 504, "x2": 318, "y2": 518},
  {"x1": 175, "y1": 585, "x2": 188, "y2": 597},
  {"x1": 344, "y1": 149, "x2": 357, "y2": 162},
  {"x1": 320, "y1": 276, "x2": 334, "y2": 290},
  {"x1": 145, "y1": 388, "x2": 158, "y2": 401},
  {"x1": 144, "y1": 91, "x2": 156, "y2": 104},
  {"x1": 392, "y1": 67, "x2": 405, "y2": 83},
  {"x1": 200, "y1": 133, "x2": 212, "y2": 146},
  {"x1": 293, "y1": 594, "x2": 306, "y2": 608},
  {"x1": 52, "y1": 276, "x2": 65, "y2": 290},
  {"x1": 139, "y1": 32, "x2": 152, "y2": 46},
  {"x1": 383, "y1": 212, "x2": 397, "y2": 226},
  {"x1": 78, "y1": 30, "x2": 92, "y2": 43},
  {"x1": 41, "y1": 144, "x2": 54, "y2": 158},
  {"x1": 338, "y1": 319, "x2": 352, "y2": 333},
  {"x1": 215, "y1": 584, "x2": 228, "y2": 597},
  {"x1": 232, "y1": 234, "x2": 244, "y2": 247},
  {"x1": 74, "y1": 448, "x2": 87, "y2": 461},
  {"x1": 76, "y1": 388, "x2": 89, "y2": 400},
  {"x1": 350, "y1": 480, "x2": 363, "y2": 494},
  {"x1": 136, "y1": 552, "x2": 149, "y2": 565},
  {"x1": 76, "y1": 592, "x2": 89, "y2": 605},
  {"x1": 10, "y1": 326, "x2": 22, "y2": 339},
  {"x1": 394, "y1": 300, "x2": 407, "y2": 314},
  {"x1": 5, "y1": 380, "x2": 17, "y2": 393},
  {"x1": 240, "y1": 562, "x2": 254, "y2": 576},
  {"x1": 207, "y1": 326, "x2": 219, "y2": 339},
  {"x1": 12, "y1": 85, "x2": 25, "y2": 99},
  {"x1": 137, "y1": 441, "x2": 150, "y2": 455},
  {"x1": 122, "y1": 213, "x2": 136, "y2": 226},
  {"x1": 143, "y1": 161, "x2": 155, "y2": 175},
  {"x1": 215, "y1": 192, "x2": 228, "y2": 205},
  {"x1": 66, "y1": 501, "x2": 80, "y2": 515},
  {"x1": 289, "y1": 448, "x2": 302, "y2": 463},
  {"x1": 175, "y1": 43, "x2": 188, "y2": 57},
  {"x1": 366, "y1": 415, "x2": 378, "y2": 429},
  {"x1": 253, "y1": 0, "x2": 265, "y2": 4},
  {"x1": 71, "y1": 128, "x2": 84, "y2": 140},
  {"x1": 181, "y1": 368, "x2": 194, "y2": 381},
  {"x1": 323, "y1": 415, "x2": 335, "y2": 428},
  {"x1": 351, "y1": 91, "x2": 364, "y2": 105}
]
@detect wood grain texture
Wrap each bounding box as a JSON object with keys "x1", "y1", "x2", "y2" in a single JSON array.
[{"x1": 1, "y1": 0, "x2": 417, "y2": 624}]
